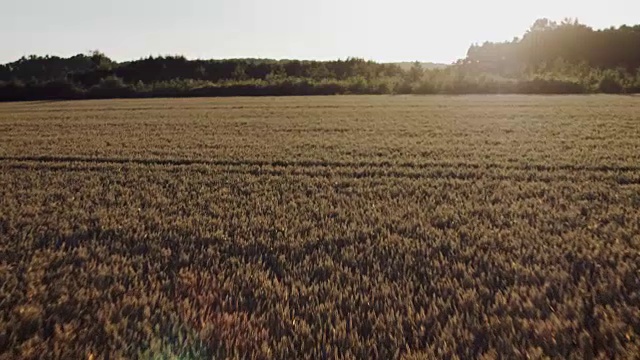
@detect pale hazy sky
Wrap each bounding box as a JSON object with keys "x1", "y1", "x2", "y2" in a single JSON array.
[{"x1": 2, "y1": 0, "x2": 639, "y2": 64}]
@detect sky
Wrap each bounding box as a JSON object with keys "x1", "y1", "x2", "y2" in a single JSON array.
[{"x1": 2, "y1": 0, "x2": 639, "y2": 64}]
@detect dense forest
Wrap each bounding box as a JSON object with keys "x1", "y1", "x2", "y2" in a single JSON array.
[{"x1": 2, "y1": 18, "x2": 640, "y2": 100}]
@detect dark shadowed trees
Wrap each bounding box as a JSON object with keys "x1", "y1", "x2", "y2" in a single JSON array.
[{"x1": 2, "y1": 19, "x2": 640, "y2": 100}]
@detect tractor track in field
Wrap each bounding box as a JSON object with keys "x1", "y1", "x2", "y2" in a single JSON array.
[
  {"x1": 1, "y1": 156, "x2": 638, "y2": 185},
  {"x1": 1, "y1": 155, "x2": 639, "y2": 173}
]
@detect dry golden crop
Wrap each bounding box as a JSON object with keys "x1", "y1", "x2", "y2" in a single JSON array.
[{"x1": 1, "y1": 95, "x2": 639, "y2": 359}]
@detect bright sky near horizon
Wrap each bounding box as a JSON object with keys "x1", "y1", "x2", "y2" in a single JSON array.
[{"x1": 2, "y1": 0, "x2": 639, "y2": 64}]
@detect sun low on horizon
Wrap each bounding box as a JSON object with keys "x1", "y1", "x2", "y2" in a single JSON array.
[{"x1": 2, "y1": 0, "x2": 639, "y2": 64}]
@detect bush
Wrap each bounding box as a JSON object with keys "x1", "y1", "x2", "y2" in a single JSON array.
[
  {"x1": 598, "y1": 71, "x2": 624, "y2": 94},
  {"x1": 346, "y1": 76, "x2": 368, "y2": 94},
  {"x1": 36, "y1": 80, "x2": 84, "y2": 99},
  {"x1": 518, "y1": 78, "x2": 586, "y2": 94},
  {"x1": 0, "y1": 80, "x2": 27, "y2": 101},
  {"x1": 394, "y1": 81, "x2": 414, "y2": 94},
  {"x1": 88, "y1": 76, "x2": 135, "y2": 98},
  {"x1": 413, "y1": 81, "x2": 436, "y2": 94}
]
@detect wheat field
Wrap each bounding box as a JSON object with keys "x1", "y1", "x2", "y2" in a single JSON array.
[{"x1": 1, "y1": 95, "x2": 639, "y2": 359}]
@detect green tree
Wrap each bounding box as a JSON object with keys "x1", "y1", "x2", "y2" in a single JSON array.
[
  {"x1": 231, "y1": 63, "x2": 248, "y2": 81},
  {"x1": 89, "y1": 50, "x2": 114, "y2": 71},
  {"x1": 407, "y1": 61, "x2": 424, "y2": 82}
]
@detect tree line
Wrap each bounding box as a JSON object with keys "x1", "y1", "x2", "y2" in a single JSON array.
[
  {"x1": 465, "y1": 19, "x2": 640, "y2": 74},
  {"x1": 1, "y1": 18, "x2": 640, "y2": 100}
]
